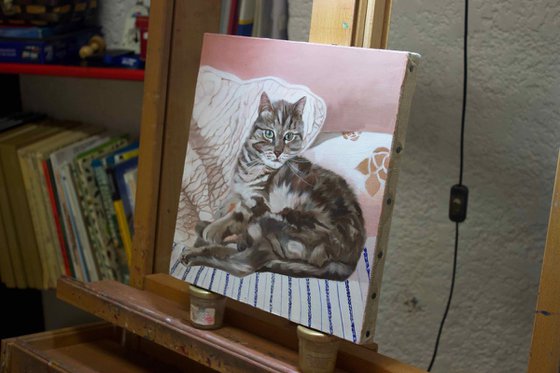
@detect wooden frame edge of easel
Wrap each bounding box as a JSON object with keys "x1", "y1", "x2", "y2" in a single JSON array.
[
  {"x1": 309, "y1": 0, "x2": 392, "y2": 48},
  {"x1": 528, "y1": 150, "x2": 560, "y2": 373},
  {"x1": 130, "y1": 0, "x2": 175, "y2": 288}
]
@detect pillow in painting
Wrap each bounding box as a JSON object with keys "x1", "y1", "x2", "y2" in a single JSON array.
[{"x1": 175, "y1": 66, "x2": 328, "y2": 245}]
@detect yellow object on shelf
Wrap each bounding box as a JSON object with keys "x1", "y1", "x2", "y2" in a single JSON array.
[{"x1": 114, "y1": 199, "x2": 133, "y2": 268}]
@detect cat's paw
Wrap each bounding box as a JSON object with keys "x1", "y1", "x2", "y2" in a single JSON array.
[
  {"x1": 180, "y1": 252, "x2": 193, "y2": 267},
  {"x1": 181, "y1": 251, "x2": 210, "y2": 266}
]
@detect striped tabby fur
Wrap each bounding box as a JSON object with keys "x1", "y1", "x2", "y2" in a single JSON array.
[{"x1": 182, "y1": 92, "x2": 365, "y2": 281}]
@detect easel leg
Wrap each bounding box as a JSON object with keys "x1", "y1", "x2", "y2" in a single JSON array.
[{"x1": 297, "y1": 325, "x2": 340, "y2": 373}]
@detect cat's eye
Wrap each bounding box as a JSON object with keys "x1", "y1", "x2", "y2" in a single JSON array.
[
  {"x1": 263, "y1": 130, "x2": 275, "y2": 140},
  {"x1": 284, "y1": 132, "x2": 295, "y2": 142}
]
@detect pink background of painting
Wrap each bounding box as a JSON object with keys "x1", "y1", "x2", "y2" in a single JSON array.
[{"x1": 200, "y1": 34, "x2": 409, "y2": 133}]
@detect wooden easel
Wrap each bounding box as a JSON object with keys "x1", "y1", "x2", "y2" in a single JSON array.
[
  {"x1": 51, "y1": 1, "x2": 422, "y2": 372},
  {"x1": 528, "y1": 151, "x2": 560, "y2": 373},
  {"x1": 129, "y1": 0, "x2": 396, "y2": 289}
]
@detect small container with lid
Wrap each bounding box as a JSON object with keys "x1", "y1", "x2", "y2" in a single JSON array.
[
  {"x1": 188, "y1": 284, "x2": 226, "y2": 330},
  {"x1": 297, "y1": 325, "x2": 340, "y2": 373}
]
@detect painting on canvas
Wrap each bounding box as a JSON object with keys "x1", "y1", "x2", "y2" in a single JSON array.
[{"x1": 170, "y1": 34, "x2": 418, "y2": 343}]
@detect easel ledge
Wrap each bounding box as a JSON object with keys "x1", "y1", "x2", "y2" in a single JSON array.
[{"x1": 56, "y1": 274, "x2": 424, "y2": 372}]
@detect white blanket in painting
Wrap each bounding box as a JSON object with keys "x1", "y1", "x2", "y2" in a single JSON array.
[{"x1": 171, "y1": 66, "x2": 393, "y2": 343}]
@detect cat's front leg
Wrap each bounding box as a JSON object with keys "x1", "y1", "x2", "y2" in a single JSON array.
[{"x1": 182, "y1": 244, "x2": 268, "y2": 278}]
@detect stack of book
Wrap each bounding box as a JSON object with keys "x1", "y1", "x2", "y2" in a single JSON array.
[
  {"x1": 0, "y1": 24, "x2": 98, "y2": 64},
  {"x1": 0, "y1": 0, "x2": 99, "y2": 64},
  {"x1": 0, "y1": 118, "x2": 138, "y2": 289}
]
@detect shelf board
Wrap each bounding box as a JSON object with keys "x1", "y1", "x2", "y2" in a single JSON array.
[
  {"x1": 0, "y1": 63, "x2": 145, "y2": 81},
  {"x1": 2, "y1": 322, "x2": 214, "y2": 372},
  {"x1": 57, "y1": 277, "x2": 301, "y2": 373}
]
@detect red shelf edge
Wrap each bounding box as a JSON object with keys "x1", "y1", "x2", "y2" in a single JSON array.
[{"x1": 0, "y1": 63, "x2": 145, "y2": 81}]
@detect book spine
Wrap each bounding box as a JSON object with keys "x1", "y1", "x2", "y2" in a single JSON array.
[
  {"x1": 92, "y1": 161, "x2": 128, "y2": 276},
  {"x1": 107, "y1": 166, "x2": 133, "y2": 267},
  {"x1": 114, "y1": 199, "x2": 133, "y2": 268},
  {"x1": 220, "y1": 0, "x2": 232, "y2": 34},
  {"x1": 4, "y1": 143, "x2": 47, "y2": 288},
  {"x1": 228, "y1": 0, "x2": 239, "y2": 34},
  {"x1": 0, "y1": 206, "x2": 17, "y2": 288},
  {"x1": 18, "y1": 152, "x2": 50, "y2": 288},
  {"x1": 72, "y1": 137, "x2": 130, "y2": 282},
  {"x1": 43, "y1": 159, "x2": 73, "y2": 277},
  {"x1": 0, "y1": 159, "x2": 27, "y2": 288},
  {"x1": 65, "y1": 164, "x2": 99, "y2": 282},
  {"x1": 28, "y1": 153, "x2": 62, "y2": 288},
  {"x1": 74, "y1": 157, "x2": 117, "y2": 281},
  {"x1": 236, "y1": 0, "x2": 255, "y2": 36},
  {"x1": 55, "y1": 165, "x2": 85, "y2": 282}
]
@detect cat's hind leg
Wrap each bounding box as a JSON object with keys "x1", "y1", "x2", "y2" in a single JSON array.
[{"x1": 182, "y1": 245, "x2": 271, "y2": 278}]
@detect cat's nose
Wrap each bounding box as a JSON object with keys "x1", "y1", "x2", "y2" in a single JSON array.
[{"x1": 274, "y1": 150, "x2": 282, "y2": 158}]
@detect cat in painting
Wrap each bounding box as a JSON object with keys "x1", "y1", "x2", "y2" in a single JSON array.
[{"x1": 181, "y1": 92, "x2": 365, "y2": 281}]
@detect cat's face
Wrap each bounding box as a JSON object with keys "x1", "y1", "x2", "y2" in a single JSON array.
[{"x1": 248, "y1": 92, "x2": 307, "y2": 169}]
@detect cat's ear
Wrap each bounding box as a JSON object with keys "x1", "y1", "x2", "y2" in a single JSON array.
[
  {"x1": 259, "y1": 92, "x2": 273, "y2": 115},
  {"x1": 294, "y1": 96, "x2": 307, "y2": 117}
]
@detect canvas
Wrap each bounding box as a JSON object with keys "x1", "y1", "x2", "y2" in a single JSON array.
[{"x1": 170, "y1": 34, "x2": 419, "y2": 344}]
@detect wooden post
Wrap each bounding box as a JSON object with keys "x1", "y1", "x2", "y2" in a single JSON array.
[
  {"x1": 528, "y1": 151, "x2": 560, "y2": 373},
  {"x1": 152, "y1": 0, "x2": 221, "y2": 275},
  {"x1": 309, "y1": 0, "x2": 392, "y2": 48},
  {"x1": 309, "y1": 0, "x2": 358, "y2": 45},
  {"x1": 362, "y1": 0, "x2": 390, "y2": 48},
  {"x1": 130, "y1": 0, "x2": 175, "y2": 289},
  {"x1": 131, "y1": 0, "x2": 221, "y2": 288}
]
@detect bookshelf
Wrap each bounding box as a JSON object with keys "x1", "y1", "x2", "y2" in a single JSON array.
[{"x1": 0, "y1": 24, "x2": 144, "y2": 341}]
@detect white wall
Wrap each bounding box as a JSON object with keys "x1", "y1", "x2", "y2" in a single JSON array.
[{"x1": 288, "y1": 1, "x2": 559, "y2": 372}]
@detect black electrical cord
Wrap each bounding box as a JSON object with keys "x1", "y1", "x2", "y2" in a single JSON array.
[
  {"x1": 427, "y1": 223, "x2": 459, "y2": 371},
  {"x1": 427, "y1": 0, "x2": 468, "y2": 371},
  {"x1": 458, "y1": 0, "x2": 468, "y2": 187}
]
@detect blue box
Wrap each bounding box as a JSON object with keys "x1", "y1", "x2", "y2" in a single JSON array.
[{"x1": 0, "y1": 27, "x2": 97, "y2": 64}]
